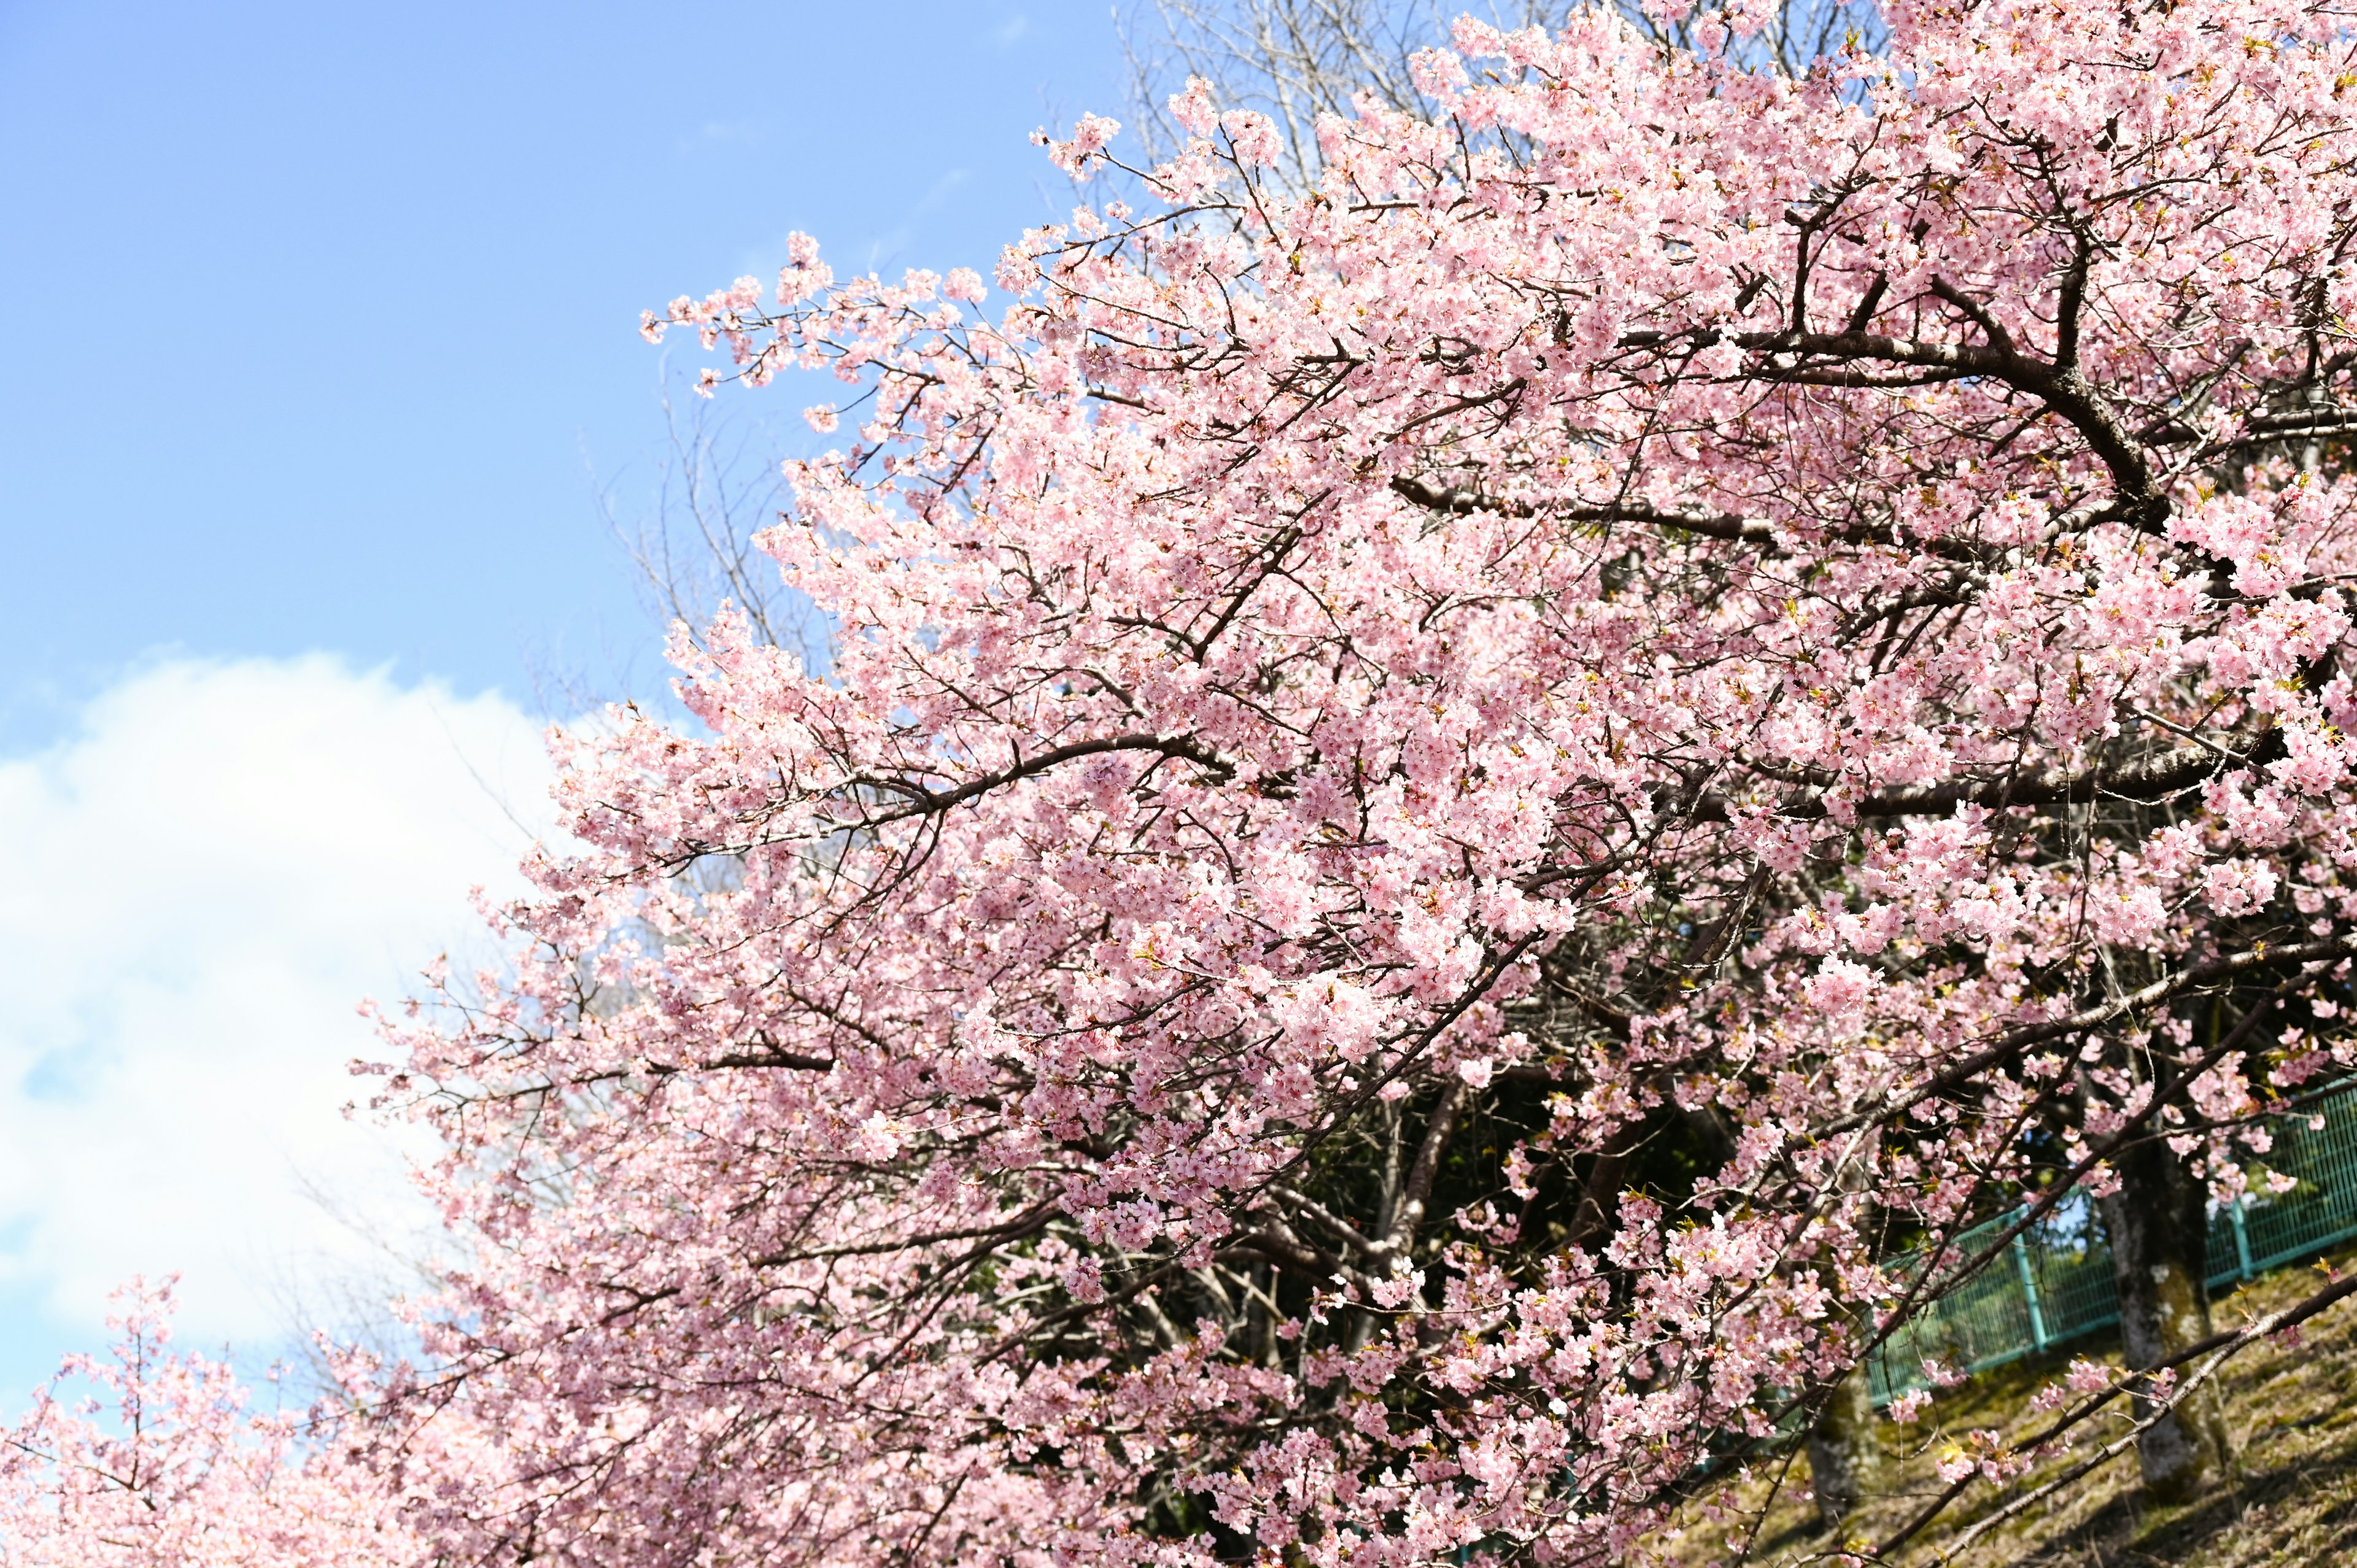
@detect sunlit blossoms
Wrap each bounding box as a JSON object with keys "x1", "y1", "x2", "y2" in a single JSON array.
[
  {"x1": 0, "y1": 1283, "x2": 415, "y2": 1568},
  {"x1": 254, "y1": 1, "x2": 2357, "y2": 1564}
]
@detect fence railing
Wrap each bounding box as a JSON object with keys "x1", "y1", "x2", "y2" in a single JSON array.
[{"x1": 1868, "y1": 1079, "x2": 2357, "y2": 1404}]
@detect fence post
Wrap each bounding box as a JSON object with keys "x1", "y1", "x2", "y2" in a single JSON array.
[
  {"x1": 2231, "y1": 1194, "x2": 2254, "y2": 1282},
  {"x1": 2010, "y1": 1208, "x2": 2049, "y2": 1353}
]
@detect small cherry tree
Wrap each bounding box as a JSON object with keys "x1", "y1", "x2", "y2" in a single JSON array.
[
  {"x1": 376, "y1": 2, "x2": 2357, "y2": 1562},
  {"x1": 0, "y1": 1283, "x2": 414, "y2": 1568}
]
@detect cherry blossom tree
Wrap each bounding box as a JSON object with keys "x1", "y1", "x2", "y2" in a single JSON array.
[
  {"x1": 370, "y1": 1, "x2": 2357, "y2": 1562},
  {"x1": 1120, "y1": 1, "x2": 1889, "y2": 193},
  {"x1": 0, "y1": 1282, "x2": 414, "y2": 1568}
]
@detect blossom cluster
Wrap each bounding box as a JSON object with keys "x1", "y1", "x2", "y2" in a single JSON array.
[{"x1": 0, "y1": 1283, "x2": 417, "y2": 1568}]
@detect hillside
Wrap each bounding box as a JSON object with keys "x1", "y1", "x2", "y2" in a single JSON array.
[{"x1": 1662, "y1": 1245, "x2": 2357, "y2": 1567}]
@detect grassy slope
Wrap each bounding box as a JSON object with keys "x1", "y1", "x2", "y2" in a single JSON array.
[{"x1": 1655, "y1": 1243, "x2": 2357, "y2": 1567}]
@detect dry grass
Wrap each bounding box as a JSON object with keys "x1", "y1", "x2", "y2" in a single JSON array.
[{"x1": 1654, "y1": 1244, "x2": 2357, "y2": 1567}]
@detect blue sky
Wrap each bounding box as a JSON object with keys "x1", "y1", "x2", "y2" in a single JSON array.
[
  {"x1": 0, "y1": 0, "x2": 1130, "y2": 1400},
  {"x1": 0, "y1": 0, "x2": 1127, "y2": 740}
]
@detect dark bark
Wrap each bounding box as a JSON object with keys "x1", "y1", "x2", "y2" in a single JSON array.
[
  {"x1": 2099, "y1": 1133, "x2": 2237, "y2": 1500},
  {"x1": 1563, "y1": 1119, "x2": 1644, "y2": 1251}
]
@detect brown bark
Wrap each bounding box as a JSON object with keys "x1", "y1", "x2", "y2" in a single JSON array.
[
  {"x1": 2099, "y1": 1134, "x2": 2236, "y2": 1500},
  {"x1": 1806, "y1": 1161, "x2": 1885, "y2": 1535},
  {"x1": 1806, "y1": 1354, "x2": 1886, "y2": 1530}
]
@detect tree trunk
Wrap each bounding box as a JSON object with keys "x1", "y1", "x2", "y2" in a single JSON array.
[
  {"x1": 2099, "y1": 1135, "x2": 2236, "y2": 1501},
  {"x1": 1563, "y1": 1119, "x2": 1643, "y2": 1252},
  {"x1": 1806, "y1": 1357, "x2": 1884, "y2": 1531},
  {"x1": 1807, "y1": 1144, "x2": 1884, "y2": 1532}
]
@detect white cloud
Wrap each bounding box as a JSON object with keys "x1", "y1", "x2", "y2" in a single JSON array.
[{"x1": 0, "y1": 655, "x2": 555, "y2": 1354}]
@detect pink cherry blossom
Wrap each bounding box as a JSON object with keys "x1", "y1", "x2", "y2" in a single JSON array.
[
  {"x1": 0, "y1": 1281, "x2": 420, "y2": 1568},
  {"x1": 333, "y1": 4, "x2": 2357, "y2": 1564}
]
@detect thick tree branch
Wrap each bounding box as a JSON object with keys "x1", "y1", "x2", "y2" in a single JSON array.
[{"x1": 850, "y1": 733, "x2": 1236, "y2": 823}]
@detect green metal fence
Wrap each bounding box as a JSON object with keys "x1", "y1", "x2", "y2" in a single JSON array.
[{"x1": 1868, "y1": 1079, "x2": 2357, "y2": 1404}]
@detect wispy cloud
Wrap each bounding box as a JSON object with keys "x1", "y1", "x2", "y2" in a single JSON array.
[
  {"x1": 864, "y1": 167, "x2": 972, "y2": 271},
  {"x1": 737, "y1": 166, "x2": 976, "y2": 285},
  {"x1": 0, "y1": 655, "x2": 554, "y2": 1383}
]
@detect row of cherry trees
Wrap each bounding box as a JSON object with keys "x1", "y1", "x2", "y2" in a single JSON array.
[{"x1": 14, "y1": 1, "x2": 2357, "y2": 1563}]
